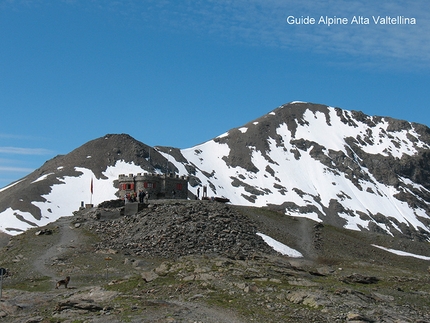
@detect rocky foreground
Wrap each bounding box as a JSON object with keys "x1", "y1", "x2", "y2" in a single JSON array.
[
  {"x1": 1, "y1": 200, "x2": 430, "y2": 322},
  {"x1": 87, "y1": 200, "x2": 278, "y2": 259}
]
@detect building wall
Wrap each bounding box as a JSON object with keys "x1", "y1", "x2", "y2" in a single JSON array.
[{"x1": 118, "y1": 173, "x2": 188, "y2": 200}]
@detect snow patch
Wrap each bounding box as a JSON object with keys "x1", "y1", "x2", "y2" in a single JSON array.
[
  {"x1": 372, "y1": 245, "x2": 430, "y2": 261},
  {"x1": 217, "y1": 132, "x2": 229, "y2": 139},
  {"x1": 257, "y1": 233, "x2": 303, "y2": 258},
  {"x1": 0, "y1": 208, "x2": 51, "y2": 234},
  {"x1": 238, "y1": 127, "x2": 248, "y2": 133},
  {"x1": 0, "y1": 179, "x2": 25, "y2": 192},
  {"x1": 32, "y1": 173, "x2": 54, "y2": 183}
]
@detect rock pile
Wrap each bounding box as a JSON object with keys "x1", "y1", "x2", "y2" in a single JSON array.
[{"x1": 83, "y1": 201, "x2": 278, "y2": 259}]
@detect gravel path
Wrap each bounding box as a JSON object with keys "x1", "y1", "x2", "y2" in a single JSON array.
[{"x1": 32, "y1": 216, "x2": 78, "y2": 280}]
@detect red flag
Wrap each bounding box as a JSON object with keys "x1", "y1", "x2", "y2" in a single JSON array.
[{"x1": 90, "y1": 178, "x2": 93, "y2": 194}]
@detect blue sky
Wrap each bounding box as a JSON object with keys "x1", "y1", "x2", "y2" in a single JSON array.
[{"x1": 0, "y1": 0, "x2": 429, "y2": 188}]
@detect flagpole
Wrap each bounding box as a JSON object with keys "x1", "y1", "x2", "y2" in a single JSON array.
[{"x1": 90, "y1": 177, "x2": 93, "y2": 205}]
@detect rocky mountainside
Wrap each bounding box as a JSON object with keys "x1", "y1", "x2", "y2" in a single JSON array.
[
  {"x1": 0, "y1": 134, "x2": 165, "y2": 234},
  {"x1": 1, "y1": 200, "x2": 429, "y2": 322},
  {"x1": 1, "y1": 102, "x2": 430, "y2": 240},
  {"x1": 175, "y1": 102, "x2": 430, "y2": 240}
]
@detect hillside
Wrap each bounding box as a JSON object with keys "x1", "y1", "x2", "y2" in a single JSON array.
[
  {"x1": 1, "y1": 102, "x2": 430, "y2": 241},
  {"x1": 1, "y1": 200, "x2": 430, "y2": 322}
]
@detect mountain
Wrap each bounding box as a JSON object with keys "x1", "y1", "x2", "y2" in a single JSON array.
[{"x1": 1, "y1": 101, "x2": 430, "y2": 239}]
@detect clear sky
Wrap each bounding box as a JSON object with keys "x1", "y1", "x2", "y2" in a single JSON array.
[{"x1": 0, "y1": 0, "x2": 429, "y2": 188}]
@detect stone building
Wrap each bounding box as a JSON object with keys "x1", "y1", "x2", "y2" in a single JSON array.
[{"x1": 118, "y1": 172, "x2": 188, "y2": 200}]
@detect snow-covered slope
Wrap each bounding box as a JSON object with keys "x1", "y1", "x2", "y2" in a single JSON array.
[
  {"x1": 0, "y1": 134, "x2": 165, "y2": 235},
  {"x1": 1, "y1": 102, "x2": 430, "y2": 239},
  {"x1": 170, "y1": 103, "x2": 430, "y2": 239},
  {"x1": 0, "y1": 162, "x2": 143, "y2": 234}
]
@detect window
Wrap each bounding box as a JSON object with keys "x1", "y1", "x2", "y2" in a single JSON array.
[
  {"x1": 144, "y1": 182, "x2": 156, "y2": 188},
  {"x1": 125, "y1": 183, "x2": 134, "y2": 190},
  {"x1": 176, "y1": 183, "x2": 183, "y2": 190}
]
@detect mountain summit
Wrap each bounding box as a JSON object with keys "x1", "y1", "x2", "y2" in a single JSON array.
[{"x1": 1, "y1": 102, "x2": 430, "y2": 239}]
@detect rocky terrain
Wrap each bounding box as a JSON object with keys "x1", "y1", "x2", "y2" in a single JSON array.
[
  {"x1": 1, "y1": 199, "x2": 430, "y2": 322},
  {"x1": 89, "y1": 200, "x2": 277, "y2": 259}
]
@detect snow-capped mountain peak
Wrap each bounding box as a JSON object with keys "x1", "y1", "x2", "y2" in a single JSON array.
[{"x1": 1, "y1": 102, "x2": 430, "y2": 240}]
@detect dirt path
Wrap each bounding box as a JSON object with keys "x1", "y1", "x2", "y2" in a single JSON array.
[
  {"x1": 0, "y1": 232, "x2": 11, "y2": 249},
  {"x1": 32, "y1": 216, "x2": 79, "y2": 280}
]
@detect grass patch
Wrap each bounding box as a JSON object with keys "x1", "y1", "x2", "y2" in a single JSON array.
[
  {"x1": 8, "y1": 275, "x2": 53, "y2": 292},
  {"x1": 104, "y1": 275, "x2": 144, "y2": 293}
]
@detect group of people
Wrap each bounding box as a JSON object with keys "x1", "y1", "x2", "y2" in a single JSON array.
[{"x1": 124, "y1": 190, "x2": 149, "y2": 203}]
